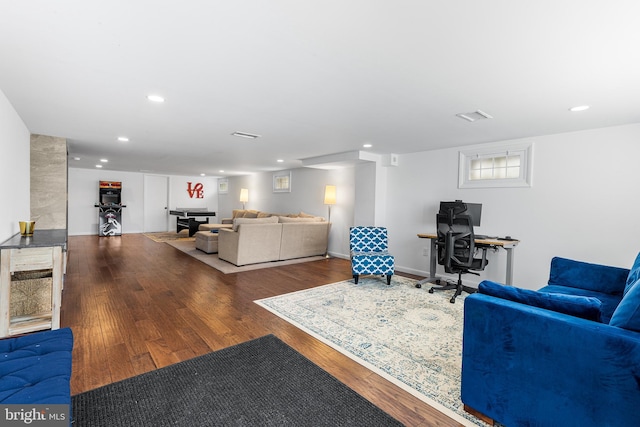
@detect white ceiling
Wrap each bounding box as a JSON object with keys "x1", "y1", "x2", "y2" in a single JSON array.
[{"x1": 1, "y1": 1, "x2": 639, "y2": 177}]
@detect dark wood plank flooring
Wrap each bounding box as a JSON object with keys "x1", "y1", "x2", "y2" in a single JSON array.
[{"x1": 61, "y1": 234, "x2": 466, "y2": 427}]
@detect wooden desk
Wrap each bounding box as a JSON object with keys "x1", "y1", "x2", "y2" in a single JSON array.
[{"x1": 417, "y1": 233, "x2": 520, "y2": 286}]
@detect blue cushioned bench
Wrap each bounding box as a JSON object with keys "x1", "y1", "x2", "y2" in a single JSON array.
[{"x1": 0, "y1": 327, "x2": 73, "y2": 404}]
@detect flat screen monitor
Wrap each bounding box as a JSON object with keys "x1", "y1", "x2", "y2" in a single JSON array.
[
  {"x1": 439, "y1": 200, "x2": 482, "y2": 227},
  {"x1": 101, "y1": 194, "x2": 120, "y2": 205}
]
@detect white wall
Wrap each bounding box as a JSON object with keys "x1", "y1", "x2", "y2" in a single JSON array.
[
  {"x1": 68, "y1": 168, "x2": 218, "y2": 235},
  {"x1": 387, "y1": 123, "x2": 640, "y2": 289},
  {"x1": 0, "y1": 89, "x2": 30, "y2": 242},
  {"x1": 66, "y1": 122, "x2": 640, "y2": 288}
]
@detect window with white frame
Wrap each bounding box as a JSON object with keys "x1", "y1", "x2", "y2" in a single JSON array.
[{"x1": 458, "y1": 142, "x2": 533, "y2": 188}]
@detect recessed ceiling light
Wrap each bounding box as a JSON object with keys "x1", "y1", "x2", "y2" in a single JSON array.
[
  {"x1": 100, "y1": 159, "x2": 108, "y2": 163},
  {"x1": 231, "y1": 131, "x2": 261, "y2": 139},
  {"x1": 73, "y1": 157, "x2": 81, "y2": 161},
  {"x1": 147, "y1": 94, "x2": 165, "y2": 103},
  {"x1": 95, "y1": 165, "x2": 103, "y2": 168},
  {"x1": 200, "y1": 173, "x2": 205, "y2": 176},
  {"x1": 569, "y1": 105, "x2": 590, "y2": 112},
  {"x1": 363, "y1": 143, "x2": 372, "y2": 148},
  {"x1": 277, "y1": 159, "x2": 284, "y2": 163},
  {"x1": 219, "y1": 170, "x2": 225, "y2": 173},
  {"x1": 456, "y1": 110, "x2": 493, "y2": 122},
  {"x1": 118, "y1": 136, "x2": 129, "y2": 142}
]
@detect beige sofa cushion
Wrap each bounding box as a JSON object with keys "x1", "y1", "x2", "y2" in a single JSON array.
[
  {"x1": 232, "y1": 216, "x2": 279, "y2": 231},
  {"x1": 278, "y1": 216, "x2": 324, "y2": 223},
  {"x1": 279, "y1": 222, "x2": 330, "y2": 260},
  {"x1": 218, "y1": 222, "x2": 283, "y2": 266}
]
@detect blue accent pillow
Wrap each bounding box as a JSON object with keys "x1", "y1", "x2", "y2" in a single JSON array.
[
  {"x1": 610, "y1": 278, "x2": 640, "y2": 331},
  {"x1": 478, "y1": 280, "x2": 603, "y2": 322},
  {"x1": 624, "y1": 253, "x2": 640, "y2": 295}
]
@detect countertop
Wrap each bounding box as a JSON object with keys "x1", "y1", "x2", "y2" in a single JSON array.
[{"x1": 0, "y1": 229, "x2": 67, "y2": 249}]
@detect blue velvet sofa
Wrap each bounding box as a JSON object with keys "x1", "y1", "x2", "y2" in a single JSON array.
[
  {"x1": 0, "y1": 327, "x2": 73, "y2": 405},
  {"x1": 461, "y1": 254, "x2": 640, "y2": 427}
]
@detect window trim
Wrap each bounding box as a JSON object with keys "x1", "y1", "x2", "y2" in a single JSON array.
[{"x1": 458, "y1": 141, "x2": 533, "y2": 189}]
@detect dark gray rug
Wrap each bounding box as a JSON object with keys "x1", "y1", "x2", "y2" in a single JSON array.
[{"x1": 71, "y1": 335, "x2": 403, "y2": 426}]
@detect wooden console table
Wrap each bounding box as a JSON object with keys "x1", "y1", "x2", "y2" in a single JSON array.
[{"x1": 0, "y1": 229, "x2": 66, "y2": 338}]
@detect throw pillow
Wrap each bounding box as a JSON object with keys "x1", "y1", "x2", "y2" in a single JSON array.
[
  {"x1": 609, "y1": 277, "x2": 640, "y2": 331},
  {"x1": 624, "y1": 253, "x2": 640, "y2": 296},
  {"x1": 232, "y1": 209, "x2": 245, "y2": 219},
  {"x1": 479, "y1": 280, "x2": 603, "y2": 322}
]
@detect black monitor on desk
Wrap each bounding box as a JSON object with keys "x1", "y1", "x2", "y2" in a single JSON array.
[{"x1": 439, "y1": 200, "x2": 482, "y2": 227}]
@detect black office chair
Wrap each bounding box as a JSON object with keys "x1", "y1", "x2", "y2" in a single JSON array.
[{"x1": 429, "y1": 211, "x2": 489, "y2": 303}]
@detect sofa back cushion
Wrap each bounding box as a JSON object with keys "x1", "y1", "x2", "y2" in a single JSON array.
[
  {"x1": 232, "y1": 216, "x2": 279, "y2": 231},
  {"x1": 479, "y1": 280, "x2": 603, "y2": 322},
  {"x1": 278, "y1": 216, "x2": 324, "y2": 223},
  {"x1": 548, "y1": 257, "x2": 629, "y2": 295},
  {"x1": 624, "y1": 253, "x2": 640, "y2": 296},
  {"x1": 609, "y1": 278, "x2": 640, "y2": 331}
]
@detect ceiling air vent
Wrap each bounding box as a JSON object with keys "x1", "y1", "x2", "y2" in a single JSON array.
[{"x1": 456, "y1": 110, "x2": 493, "y2": 122}]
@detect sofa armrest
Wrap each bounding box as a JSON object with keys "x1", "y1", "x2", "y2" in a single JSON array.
[
  {"x1": 218, "y1": 228, "x2": 240, "y2": 264},
  {"x1": 462, "y1": 293, "x2": 640, "y2": 427},
  {"x1": 221, "y1": 218, "x2": 233, "y2": 224},
  {"x1": 548, "y1": 256, "x2": 629, "y2": 295}
]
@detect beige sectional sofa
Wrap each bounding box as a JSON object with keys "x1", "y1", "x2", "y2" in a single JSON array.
[{"x1": 218, "y1": 214, "x2": 330, "y2": 266}]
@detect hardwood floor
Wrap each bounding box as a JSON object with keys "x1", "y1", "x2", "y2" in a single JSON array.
[{"x1": 62, "y1": 234, "x2": 466, "y2": 427}]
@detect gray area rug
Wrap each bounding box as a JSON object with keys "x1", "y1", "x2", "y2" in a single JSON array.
[
  {"x1": 71, "y1": 335, "x2": 402, "y2": 427},
  {"x1": 166, "y1": 239, "x2": 326, "y2": 274}
]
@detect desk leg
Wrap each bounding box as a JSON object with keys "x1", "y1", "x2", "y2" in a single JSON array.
[
  {"x1": 505, "y1": 247, "x2": 515, "y2": 285},
  {"x1": 416, "y1": 238, "x2": 439, "y2": 287}
]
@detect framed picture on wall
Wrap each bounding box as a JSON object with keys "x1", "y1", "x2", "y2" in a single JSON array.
[
  {"x1": 273, "y1": 171, "x2": 291, "y2": 193},
  {"x1": 218, "y1": 178, "x2": 229, "y2": 194}
]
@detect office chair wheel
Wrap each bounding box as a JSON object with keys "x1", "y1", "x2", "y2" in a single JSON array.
[
  {"x1": 428, "y1": 288, "x2": 434, "y2": 294},
  {"x1": 416, "y1": 283, "x2": 422, "y2": 288},
  {"x1": 450, "y1": 297, "x2": 456, "y2": 304}
]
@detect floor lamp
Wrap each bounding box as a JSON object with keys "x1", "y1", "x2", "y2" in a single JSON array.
[
  {"x1": 239, "y1": 188, "x2": 249, "y2": 210},
  {"x1": 323, "y1": 185, "x2": 336, "y2": 258}
]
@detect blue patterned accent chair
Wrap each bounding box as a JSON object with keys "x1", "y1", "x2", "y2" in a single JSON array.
[{"x1": 350, "y1": 226, "x2": 395, "y2": 285}]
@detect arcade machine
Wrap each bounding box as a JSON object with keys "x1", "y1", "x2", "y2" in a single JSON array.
[{"x1": 95, "y1": 181, "x2": 126, "y2": 236}]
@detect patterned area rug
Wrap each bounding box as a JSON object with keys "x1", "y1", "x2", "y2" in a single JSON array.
[{"x1": 255, "y1": 276, "x2": 487, "y2": 427}]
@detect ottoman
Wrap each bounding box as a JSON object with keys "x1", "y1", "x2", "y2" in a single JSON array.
[{"x1": 195, "y1": 231, "x2": 219, "y2": 254}]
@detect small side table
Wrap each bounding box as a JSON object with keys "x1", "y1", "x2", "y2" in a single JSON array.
[{"x1": 0, "y1": 229, "x2": 66, "y2": 338}]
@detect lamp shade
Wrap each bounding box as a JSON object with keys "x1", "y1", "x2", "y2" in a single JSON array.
[
  {"x1": 323, "y1": 185, "x2": 336, "y2": 205},
  {"x1": 239, "y1": 188, "x2": 249, "y2": 203}
]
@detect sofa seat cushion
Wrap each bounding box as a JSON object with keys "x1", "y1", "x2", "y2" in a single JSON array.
[
  {"x1": 610, "y1": 278, "x2": 640, "y2": 331},
  {"x1": 480, "y1": 281, "x2": 603, "y2": 322},
  {"x1": 198, "y1": 223, "x2": 232, "y2": 232},
  {"x1": 539, "y1": 284, "x2": 621, "y2": 323},
  {"x1": 0, "y1": 327, "x2": 73, "y2": 404}
]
